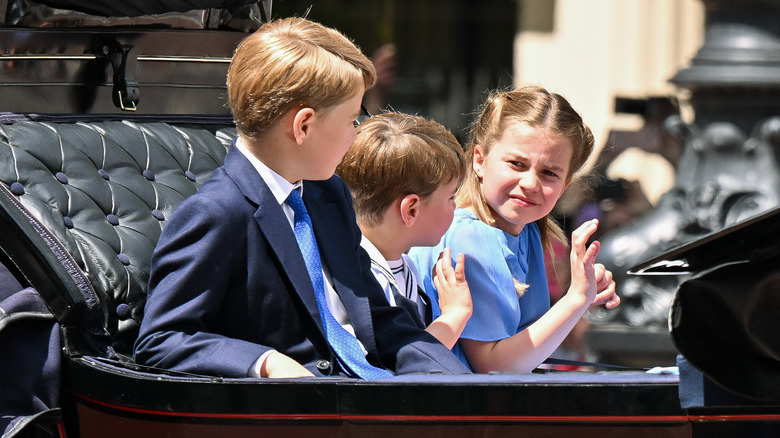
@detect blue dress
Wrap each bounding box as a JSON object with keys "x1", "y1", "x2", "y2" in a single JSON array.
[{"x1": 408, "y1": 209, "x2": 550, "y2": 369}]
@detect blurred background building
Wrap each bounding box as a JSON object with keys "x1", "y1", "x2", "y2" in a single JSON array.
[{"x1": 277, "y1": 0, "x2": 703, "y2": 203}]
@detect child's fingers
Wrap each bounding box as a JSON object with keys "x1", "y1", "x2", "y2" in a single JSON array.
[
  {"x1": 594, "y1": 287, "x2": 620, "y2": 308},
  {"x1": 604, "y1": 292, "x2": 621, "y2": 309},
  {"x1": 576, "y1": 240, "x2": 600, "y2": 281},
  {"x1": 453, "y1": 253, "x2": 466, "y2": 281},
  {"x1": 433, "y1": 248, "x2": 456, "y2": 286},
  {"x1": 438, "y1": 248, "x2": 454, "y2": 278},
  {"x1": 592, "y1": 262, "x2": 619, "y2": 308},
  {"x1": 594, "y1": 263, "x2": 612, "y2": 290},
  {"x1": 570, "y1": 219, "x2": 599, "y2": 261},
  {"x1": 585, "y1": 240, "x2": 601, "y2": 264},
  {"x1": 572, "y1": 219, "x2": 599, "y2": 245},
  {"x1": 431, "y1": 249, "x2": 447, "y2": 281}
]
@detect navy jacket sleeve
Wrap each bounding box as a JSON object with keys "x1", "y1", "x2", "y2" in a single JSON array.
[{"x1": 133, "y1": 187, "x2": 273, "y2": 377}]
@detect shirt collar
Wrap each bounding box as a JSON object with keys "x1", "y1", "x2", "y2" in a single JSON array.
[{"x1": 235, "y1": 136, "x2": 302, "y2": 205}]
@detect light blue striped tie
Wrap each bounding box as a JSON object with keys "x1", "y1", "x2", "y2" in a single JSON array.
[{"x1": 286, "y1": 188, "x2": 393, "y2": 380}]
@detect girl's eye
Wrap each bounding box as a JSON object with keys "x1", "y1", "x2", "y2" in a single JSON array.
[{"x1": 542, "y1": 169, "x2": 560, "y2": 179}]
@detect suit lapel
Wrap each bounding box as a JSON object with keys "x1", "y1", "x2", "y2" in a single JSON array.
[
  {"x1": 222, "y1": 145, "x2": 326, "y2": 335},
  {"x1": 304, "y1": 181, "x2": 379, "y2": 356}
]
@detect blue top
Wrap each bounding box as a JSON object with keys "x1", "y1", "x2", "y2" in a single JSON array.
[{"x1": 408, "y1": 209, "x2": 550, "y2": 369}]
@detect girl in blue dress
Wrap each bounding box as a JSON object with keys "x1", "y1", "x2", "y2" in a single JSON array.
[{"x1": 409, "y1": 86, "x2": 621, "y2": 373}]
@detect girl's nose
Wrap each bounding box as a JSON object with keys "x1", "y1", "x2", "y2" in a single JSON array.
[{"x1": 518, "y1": 171, "x2": 540, "y2": 191}]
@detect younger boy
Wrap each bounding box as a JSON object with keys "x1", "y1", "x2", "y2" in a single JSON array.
[
  {"x1": 134, "y1": 18, "x2": 470, "y2": 379},
  {"x1": 337, "y1": 112, "x2": 471, "y2": 349}
]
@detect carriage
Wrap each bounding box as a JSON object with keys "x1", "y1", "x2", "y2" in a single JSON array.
[{"x1": 1, "y1": 2, "x2": 778, "y2": 437}]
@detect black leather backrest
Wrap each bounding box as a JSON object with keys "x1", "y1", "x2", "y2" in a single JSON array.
[{"x1": 0, "y1": 120, "x2": 234, "y2": 356}]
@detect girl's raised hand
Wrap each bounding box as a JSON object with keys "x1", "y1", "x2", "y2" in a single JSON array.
[
  {"x1": 567, "y1": 219, "x2": 601, "y2": 308},
  {"x1": 567, "y1": 219, "x2": 620, "y2": 310}
]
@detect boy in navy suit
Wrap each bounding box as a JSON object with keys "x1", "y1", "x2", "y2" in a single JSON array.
[{"x1": 134, "y1": 17, "x2": 470, "y2": 378}]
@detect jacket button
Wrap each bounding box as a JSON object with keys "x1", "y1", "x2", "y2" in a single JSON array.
[{"x1": 316, "y1": 360, "x2": 331, "y2": 372}]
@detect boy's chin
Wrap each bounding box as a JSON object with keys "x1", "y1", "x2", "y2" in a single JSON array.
[{"x1": 418, "y1": 236, "x2": 445, "y2": 248}]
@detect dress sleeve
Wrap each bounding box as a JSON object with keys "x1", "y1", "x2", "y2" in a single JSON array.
[{"x1": 441, "y1": 219, "x2": 523, "y2": 342}]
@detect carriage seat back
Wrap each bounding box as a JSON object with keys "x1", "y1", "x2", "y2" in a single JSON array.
[{"x1": 0, "y1": 119, "x2": 235, "y2": 358}]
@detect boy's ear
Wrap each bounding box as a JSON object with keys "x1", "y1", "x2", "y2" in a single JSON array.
[
  {"x1": 473, "y1": 144, "x2": 486, "y2": 178},
  {"x1": 292, "y1": 107, "x2": 316, "y2": 145},
  {"x1": 399, "y1": 194, "x2": 421, "y2": 227}
]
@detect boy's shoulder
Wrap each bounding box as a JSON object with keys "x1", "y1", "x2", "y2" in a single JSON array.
[{"x1": 303, "y1": 175, "x2": 352, "y2": 205}]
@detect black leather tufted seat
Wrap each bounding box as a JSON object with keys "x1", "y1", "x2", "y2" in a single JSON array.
[{"x1": 0, "y1": 120, "x2": 235, "y2": 358}]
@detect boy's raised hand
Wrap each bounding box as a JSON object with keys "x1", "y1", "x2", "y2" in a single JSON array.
[
  {"x1": 427, "y1": 248, "x2": 473, "y2": 349},
  {"x1": 433, "y1": 248, "x2": 473, "y2": 318}
]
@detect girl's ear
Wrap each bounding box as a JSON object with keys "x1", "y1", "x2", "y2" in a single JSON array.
[
  {"x1": 399, "y1": 194, "x2": 421, "y2": 227},
  {"x1": 473, "y1": 144, "x2": 486, "y2": 178},
  {"x1": 292, "y1": 107, "x2": 316, "y2": 145}
]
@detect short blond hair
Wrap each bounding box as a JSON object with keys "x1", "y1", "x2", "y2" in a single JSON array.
[
  {"x1": 337, "y1": 112, "x2": 466, "y2": 227},
  {"x1": 227, "y1": 17, "x2": 377, "y2": 141},
  {"x1": 457, "y1": 86, "x2": 595, "y2": 249}
]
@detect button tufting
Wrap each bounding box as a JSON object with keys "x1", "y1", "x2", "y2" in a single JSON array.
[
  {"x1": 152, "y1": 209, "x2": 165, "y2": 221},
  {"x1": 106, "y1": 214, "x2": 119, "y2": 226},
  {"x1": 55, "y1": 172, "x2": 68, "y2": 184},
  {"x1": 316, "y1": 360, "x2": 331, "y2": 372},
  {"x1": 10, "y1": 182, "x2": 24, "y2": 196},
  {"x1": 116, "y1": 303, "x2": 131, "y2": 320},
  {"x1": 63, "y1": 216, "x2": 74, "y2": 229},
  {"x1": 185, "y1": 170, "x2": 196, "y2": 182},
  {"x1": 98, "y1": 169, "x2": 110, "y2": 180},
  {"x1": 142, "y1": 169, "x2": 155, "y2": 181},
  {"x1": 117, "y1": 253, "x2": 130, "y2": 265}
]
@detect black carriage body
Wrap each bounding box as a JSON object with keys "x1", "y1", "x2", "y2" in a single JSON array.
[{"x1": 0, "y1": 12, "x2": 778, "y2": 438}]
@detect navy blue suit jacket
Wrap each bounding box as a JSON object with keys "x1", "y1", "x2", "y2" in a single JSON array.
[{"x1": 134, "y1": 144, "x2": 470, "y2": 378}]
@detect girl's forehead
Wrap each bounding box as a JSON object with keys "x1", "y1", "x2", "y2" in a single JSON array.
[{"x1": 494, "y1": 122, "x2": 572, "y2": 152}]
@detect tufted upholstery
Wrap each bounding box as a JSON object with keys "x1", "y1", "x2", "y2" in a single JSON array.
[{"x1": 0, "y1": 120, "x2": 235, "y2": 357}]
